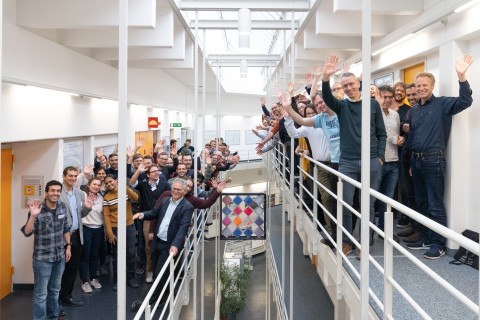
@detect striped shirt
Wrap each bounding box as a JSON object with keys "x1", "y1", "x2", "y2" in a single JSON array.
[{"x1": 21, "y1": 201, "x2": 70, "y2": 262}]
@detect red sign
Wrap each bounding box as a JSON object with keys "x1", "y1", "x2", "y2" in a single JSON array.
[{"x1": 148, "y1": 117, "x2": 159, "y2": 128}]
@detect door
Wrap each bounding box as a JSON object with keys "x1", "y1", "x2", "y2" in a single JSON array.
[
  {"x1": 134, "y1": 131, "x2": 155, "y2": 156},
  {"x1": 1, "y1": 148, "x2": 13, "y2": 299},
  {"x1": 404, "y1": 62, "x2": 425, "y2": 85}
]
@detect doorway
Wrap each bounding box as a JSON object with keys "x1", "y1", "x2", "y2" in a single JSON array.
[{"x1": 1, "y1": 148, "x2": 13, "y2": 299}]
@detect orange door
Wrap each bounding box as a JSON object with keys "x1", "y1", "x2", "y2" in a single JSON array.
[
  {"x1": 404, "y1": 62, "x2": 425, "y2": 85},
  {"x1": 0, "y1": 148, "x2": 13, "y2": 299},
  {"x1": 135, "y1": 131, "x2": 155, "y2": 156}
]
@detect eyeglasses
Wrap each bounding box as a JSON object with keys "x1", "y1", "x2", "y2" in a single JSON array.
[
  {"x1": 172, "y1": 187, "x2": 183, "y2": 192},
  {"x1": 383, "y1": 95, "x2": 394, "y2": 100},
  {"x1": 159, "y1": 157, "x2": 168, "y2": 161}
]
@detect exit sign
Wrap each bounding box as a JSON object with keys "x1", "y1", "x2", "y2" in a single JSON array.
[{"x1": 170, "y1": 123, "x2": 182, "y2": 128}]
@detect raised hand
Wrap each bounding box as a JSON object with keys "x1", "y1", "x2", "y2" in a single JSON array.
[
  {"x1": 456, "y1": 54, "x2": 473, "y2": 81},
  {"x1": 137, "y1": 163, "x2": 147, "y2": 172},
  {"x1": 95, "y1": 147, "x2": 104, "y2": 160},
  {"x1": 126, "y1": 145, "x2": 134, "y2": 158},
  {"x1": 313, "y1": 63, "x2": 323, "y2": 78},
  {"x1": 28, "y1": 199, "x2": 42, "y2": 217},
  {"x1": 280, "y1": 93, "x2": 291, "y2": 108},
  {"x1": 288, "y1": 82, "x2": 295, "y2": 95},
  {"x1": 322, "y1": 55, "x2": 339, "y2": 81},
  {"x1": 211, "y1": 178, "x2": 218, "y2": 189},
  {"x1": 83, "y1": 164, "x2": 94, "y2": 178},
  {"x1": 84, "y1": 193, "x2": 95, "y2": 209},
  {"x1": 260, "y1": 96, "x2": 266, "y2": 105},
  {"x1": 217, "y1": 181, "x2": 227, "y2": 193},
  {"x1": 304, "y1": 73, "x2": 312, "y2": 86},
  {"x1": 275, "y1": 89, "x2": 283, "y2": 100},
  {"x1": 136, "y1": 137, "x2": 145, "y2": 149}
]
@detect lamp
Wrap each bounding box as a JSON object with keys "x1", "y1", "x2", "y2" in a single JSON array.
[
  {"x1": 240, "y1": 59, "x2": 248, "y2": 78},
  {"x1": 238, "y1": 8, "x2": 251, "y2": 49}
]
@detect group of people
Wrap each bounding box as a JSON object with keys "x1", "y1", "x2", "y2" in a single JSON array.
[
  {"x1": 22, "y1": 137, "x2": 240, "y2": 320},
  {"x1": 253, "y1": 54, "x2": 474, "y2": 261}
]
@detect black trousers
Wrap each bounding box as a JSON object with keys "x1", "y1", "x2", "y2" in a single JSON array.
[
  {"x1": 149, "y1": 242, "x2": 177, "y2": 306},
  {"x1": 59, "y1": 230, "x2": 82, "y2": 301}
]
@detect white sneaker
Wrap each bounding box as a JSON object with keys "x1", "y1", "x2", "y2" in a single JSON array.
[
  {"x1": 90, "y1": 279, "x2": 102, "y2": 289},
  {"x1": 81, "y1": 282, "x2": 93, "y2": 293},
  {"x1": 146, "y1": 272, "x2": 153, "y2": 284}
]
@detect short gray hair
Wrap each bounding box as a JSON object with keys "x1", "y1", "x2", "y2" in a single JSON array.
[{"x1": 172, "y1": 178, "x2": 187, "y2": 190}]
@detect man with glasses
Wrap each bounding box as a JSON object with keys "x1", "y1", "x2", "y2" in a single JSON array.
[
  {"x1": 321, "y1": 55, "x2": 386, "y2": 256},
  {"x1": 130, "y1": 164, "x2": 171, "y2": 283},
  {"x1": 376, "y1": 85, "x2": 402, "y2": 234},
  {"x1": 131, "y1": 179, "x2": 194, "y2": 311},
  {"x1": 156, "y1": 151, "x2": 178, "y2": 180}
]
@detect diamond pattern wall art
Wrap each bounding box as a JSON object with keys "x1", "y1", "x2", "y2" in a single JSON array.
[{"x1": 220, "y1": 193, "x2": 266, "y2": 240}]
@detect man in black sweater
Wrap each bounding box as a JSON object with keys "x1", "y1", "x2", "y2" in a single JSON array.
[{"x1": 321, "y1": 55, "x2": 386, "y2": 257}]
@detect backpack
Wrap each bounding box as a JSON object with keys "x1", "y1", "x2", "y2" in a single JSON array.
[{"x1": 449, "y1": 229, "x2": 479, "y2": 270}]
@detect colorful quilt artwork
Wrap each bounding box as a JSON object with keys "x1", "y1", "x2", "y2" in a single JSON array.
[{"x1": 220, "y1": 193, "x2": 266, "y2": 240}]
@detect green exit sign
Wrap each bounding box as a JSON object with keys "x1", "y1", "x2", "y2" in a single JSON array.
[{"x1": 170, "y1": 123, "x2": 182, "y2": 128}]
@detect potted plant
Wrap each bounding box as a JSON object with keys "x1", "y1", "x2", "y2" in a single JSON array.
[{"x1": 219, "y1": 261, "x2": 251, "y2": 320}]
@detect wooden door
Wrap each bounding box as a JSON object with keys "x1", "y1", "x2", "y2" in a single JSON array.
[
  {"x1": 0, "y1": 148, "x2": 13, "y2": 299},
  {"x1": 404, "y1": 62, "x2": 425, "y2": 85}
]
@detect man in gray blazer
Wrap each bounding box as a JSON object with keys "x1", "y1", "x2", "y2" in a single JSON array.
[{"x1": 59, "y1": 166, "x2": 91, "y2": 307}]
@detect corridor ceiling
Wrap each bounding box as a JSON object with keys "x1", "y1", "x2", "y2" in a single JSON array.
[{"x1": 9, "y1": 0, "x2": 475, "y2": 96}]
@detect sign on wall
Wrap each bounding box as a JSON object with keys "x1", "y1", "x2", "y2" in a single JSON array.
[{"x1": 21, "y1": 176, "x2": 44, "y2": 208}]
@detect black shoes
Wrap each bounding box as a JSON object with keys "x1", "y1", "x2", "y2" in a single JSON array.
[
  {"x1": 62, "y1": 297, "x2": 83, "y2": 307},
  {"x1": 128, "y1": 277, "x2": 140, "y2": 288},
  {"x1": 131, "y1": 299, "x2": 143, "y2": 312}
]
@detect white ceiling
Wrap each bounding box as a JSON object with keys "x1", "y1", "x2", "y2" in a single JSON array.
[{"x1": 10, "y1": 0, "x2": 475, "y2": 97}]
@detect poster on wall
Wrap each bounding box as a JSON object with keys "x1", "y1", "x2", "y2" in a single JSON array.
[
  {"x1": 99, "y1": 144, "x2": 117, "y2": 158},
  {"x1": 64, "y1": 140, "x2": 84, "y2": 170},
  {"x1": 21, "y1": 176, "x2": 44, "y2": 208},
  {"x1": 225, "y1": 130, "x2": 240, "y2": 146},
  {"x1": 373, "y1": 73, "x2": 394, "y2": 86}
]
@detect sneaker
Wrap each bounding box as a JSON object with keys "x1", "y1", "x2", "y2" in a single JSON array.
[
  {"x1": 396, "y1": 216, "x2": 410, "y2": 228},
  {"x1": 145, "y1": 272, "x2": 153, "y2": 284},
  {"x1": 135, "y1": 261, "x2": 146, "y2": 275},
  {"x1": 424, "y1": 245, "x2": 445, "y2": 260},
  {"x1": 342, "y1": 243, "x2": 353, "y2": 256},
  {"x1": 130, "y1": 299, "x2": 143, "y2": 312},
  {"x1": 406, "y1": 240, "x2": 431, "y2": 250},
  {"x1": 81, "y1": 282, "x2": 93, "y2": 293},
  {"x1": 89, "y1": 279, "x2": 102, "y2": 289}
]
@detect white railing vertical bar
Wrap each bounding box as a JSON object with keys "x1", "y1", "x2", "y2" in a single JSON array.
[
  {"x1": 117, "y1": 0, "x2": 128, "y2": 318},
  {"x1": 384, "y1": 205, "x2": 393, "y2": 319},
  {"x1": 313, "y1": 164, "x2": 318, "y2": 234},
  {"x1": 281, "y1": 144, "x2": 286, "y2": 298},
  {"x1": 336, "y1": 178, "x2": 344, "y2": 301},
  {"x1": 266, "y1": 151, "x2": 271, "y2": 320},
  {"x1": 289, "y1": 136, "x2": 295, "y2": 320},
  {"x1": 360, "y1": 1, "x2": 372, "y2": 319},
  {"x1": 193, "y1": 10, "x2": 199, "y2": 319}
]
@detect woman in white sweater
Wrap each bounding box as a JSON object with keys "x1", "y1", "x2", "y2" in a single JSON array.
[{"x1": 78, "y1": 177, "x2": 104, "y2": 293}]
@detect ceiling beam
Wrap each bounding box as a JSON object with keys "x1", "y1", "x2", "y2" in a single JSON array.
[
  {"x1": 179, "y1": 0, "x2": 310, "y2": 11},
  {"x1": 333, "y1": 0, "x2": 423, "y2": 15},
  {"x1": 208, "y1": 54, "x2": 280, "y2": 61},
  {"x1": 210, "y1": 61, "x2": 278, "y2": 67},
  {"x1": 190, "y1": 20, "x2": 299, "y2": 30}
]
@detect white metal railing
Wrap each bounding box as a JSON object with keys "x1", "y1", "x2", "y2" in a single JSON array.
[
  {"x1": 266, "y1": 143, "x2": 480, "y2": 319},
  {"x1": 133, "y1": 207, "x2": 212, "y2": 320},
  {"x1": 267, "y1": 241, "x2": 289, "y2": 319}
]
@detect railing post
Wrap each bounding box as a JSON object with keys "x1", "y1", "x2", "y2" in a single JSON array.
[
  {"x1": 336, "y1": 178, "x2": 343, "y2": 300},
  {"x1": 384, "y1": 205, "x2": 394, "y2": 319},
  {"x1": 169, "y1": 257, "x2": 175, "y2": 313},
  {"x1": 281, "y1": 143, "x2": 286, "y2": 301},
  {"x1": 313, "y1": 164, "x2": 318, "y2": 230}
]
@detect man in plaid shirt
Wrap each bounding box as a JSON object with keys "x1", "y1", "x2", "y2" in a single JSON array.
[{"x1": 21, "y1": 180, "x2": 72, "y2": 320}]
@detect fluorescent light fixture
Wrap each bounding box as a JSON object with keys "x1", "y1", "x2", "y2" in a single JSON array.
[
  {"x1": 238, "y1": 8, "x2": 251, "y2": 49},
  {"x1": 455, "y1": 0, "x2": 480, "y2": 12},
  {"x1": 372, "y1": 33, "x2": 414, "y2": 57}
]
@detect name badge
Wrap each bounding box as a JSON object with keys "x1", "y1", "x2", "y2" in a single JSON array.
[{"x1": 58, "y1": 214, "x2": 65, "y2": 219}]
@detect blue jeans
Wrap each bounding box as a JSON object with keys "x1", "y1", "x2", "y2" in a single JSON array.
[
  {"x1": 377, "y1": 161, "x2": 399, "y2": 230},
  {"x1": 411, "y1": 155, "x2": 447, "y2": 247},
  {"x1": 79, "y1": 226, "x2": 103, "y2": 282},
  {"x1": 32, "y1": 258, "x2": 65, "y2": 320},
  {"x1": 339, "y1": 158, "x2": 382, "y2": 244}
]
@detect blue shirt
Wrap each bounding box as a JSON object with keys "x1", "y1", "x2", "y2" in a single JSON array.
[
  {"x1": 313, "y1": 113, "x2": 341, "y2": 163},
  {"x1": 157, "y1": 197, "x2": 183, "y2": 241},
  {"x1": 409, "y1": 81, "x2": 472, "y2": 153},
  {"x1": 67, "y1": 190, "x2": 79, "y2": 231}
]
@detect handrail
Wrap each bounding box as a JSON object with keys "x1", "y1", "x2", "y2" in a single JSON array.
[{"x1": 267, "y1": 144, "x2": 480, "y2": 319}]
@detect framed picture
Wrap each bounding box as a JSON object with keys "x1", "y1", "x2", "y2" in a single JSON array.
[
  {"x1": 225, "y1": 130, "x2": 240, "y2": 146},
  {"x1": 373, "y1": 73, "x2": 394, "y2": 86}
]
